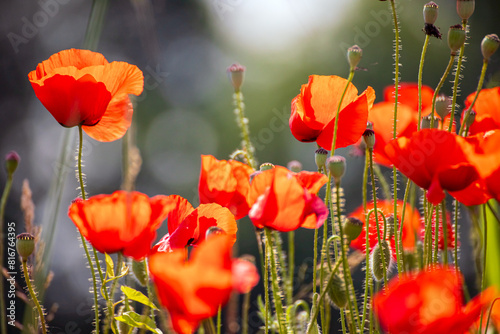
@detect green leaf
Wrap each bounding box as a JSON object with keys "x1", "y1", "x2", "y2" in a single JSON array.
[
  {"x1": 121, "y1": 286, "x2": 158, "y2": 310},
  {"x1": 115, "y1": 311, "x2": 162, "y2": 334},
  {"x1": 105, "y1": 253, "x2": 114, "y2": 278}
]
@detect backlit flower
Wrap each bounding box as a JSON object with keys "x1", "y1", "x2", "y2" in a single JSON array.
[
  {"x1": 464, "y1": 87, "x2": 500, "y2": 135},
  {"x1": 153, "y1": 195, "x2": 237, "y2": 252},
  {"x1": 385, "y1": 129, "x2": 479, "y2": 205},
  {"x1": 68, "y1": 191, "x2": 172, "y2": 260},
  {"x1": 348, "y1": 200, "x2": 421, "y2": 255},
  {"x1": 198, "y1": 155, "x2": 254, "y2": 219},
  {"x1": 290, "y1": 75, "x2": 375, "y2": 150},
  {"x1": 373, "y1": 267, "x2": 496, "y2": 334},
  {"x1": 149, "y1": 235, "x2": 233, "y2": 334},
  {"x1": 248, "y1": 166, "x2": 328, "y2": 232},
  {"x1": 232, "y1": 257, "x2": 260, "y2": 294},
  {"x1": 28, "y1": 49, "x2": 144, "y2": 142}
]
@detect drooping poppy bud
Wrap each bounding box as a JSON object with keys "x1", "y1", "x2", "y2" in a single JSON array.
[
  {"x1": 327, "y1": 273, "x2": 348, "y2": 309},
  {"x1": 371, "y1": 240, "x2": 391, "y2": 282},
  {"x1": 343, "y1": 217, "x2": 363, "y2": 243}
]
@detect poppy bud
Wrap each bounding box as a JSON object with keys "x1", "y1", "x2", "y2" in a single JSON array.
[
  {"x1": 287, "y1": 160, "x2": 302, "y2": 173},
  {"x1": 423, "y1": 2, "x2": 439, "y2": 25},
  {"x1": 363, "y1": 129, "x2": 375, "y2": 150},
  {"x1": 481, "y1": 34, "x2": 500, "y2": 61},
  {"x1": 435, "y1": 94, "x2": 451, "y2": 119},
  {"x1": 131, "y1": 259, "x2": 148, "y2": 286},
  {"x1": 259, "y1": 162, "x2": 274, "y2": 171},
  {"x1": 385, "y1": 215, "x2": 398, "y2": 239},
  {"x1": 327, "y1": 156, "x2": 346, "y2": 184},
  {"x1": 421, "y1": 115, "x2": 439, "y2": 129},
  {"x1": 327, "y1": 273, "x2": 348, "y2": 309},
  {"x1": 456, "y1": 0, "x2": 475, "y2": 20},
  {"x1": 206, "y1": 226, "x2": 226, "y2": 239},
  {"x1": 343, "y1": 217, "x2": 363, "y2": 243},
  {"x1": 347, "y1": 45, "x2": 363, "y2": 70},
  {"x1": 16, "y1": 233, "x2": 35, "y2": 261},
  {"x1": 370, "y1": 240, "x2": 391, "y2": 282},
  {"x1": 227, "y1": 63, "x2": 246, "y2": 92},
  {"x1": 5, "y1": 151, "x2": 20, "y2": 175},
  {"x1": 448, "y1": 25, "x2": 466, "y2": 55},
  {"x1": 315, "y1": 148, "x2": 328, "y2": 171}
]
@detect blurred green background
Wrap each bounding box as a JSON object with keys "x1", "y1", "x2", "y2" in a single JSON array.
[{"x1": 1, "y1": 0, "x2": 499, "y2": 332}]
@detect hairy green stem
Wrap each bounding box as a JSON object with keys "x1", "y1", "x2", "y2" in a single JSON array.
[
  {"x1": 287, "y1": 231, "x2": 295, "y2": 305},
  {"x1": 442, "y1": 201, "x2": 448, "y2": 265},
  {"x1": 22, "y1": 260, "x2": 47, "y2": 334},
  {"x1": 430, "y1": 54, "x2": 456, "y2": 129},
  {"x1": 233, "y1": 90, "x2": 256, "y2": 169},
  {"x1": 417, "y1": 34, "x2": 430, "y2": 131},
  {"x1": 241, "y1": 291, "x2": 251, "y2": 334}
]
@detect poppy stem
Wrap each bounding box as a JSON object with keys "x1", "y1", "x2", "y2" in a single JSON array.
[
  {"x1": 417, "y1": 34, "x2": 430, "y2": 131},
  {"x1": 449, "y1": 19, "x2": 468, "y2": 133},
  {"x1": 479, "y1": 203, "x2": 488, "y2": 334},
  {"x1": 241, "y1": 291, "x2": 251, "y2": 334},
  {"x1": 433, "y1": 205, "x2": 440, "y2": 264},
  {"x1": 22, "y1": 259, "x2": 47, "y2": 334},
  {"x1": 233, "y1": 90, "x2": 257, "y2": 169},
  {"x1": 329, "y1": 69, "x2": 355, "y2": 156},
  {"x1": 264, "y1": 228, "x2": 286, "y2": 334},
  {"x1": 454, "y1": 200, "x2": 460, "y2": 270},
  {"x1": 287, "y1": 231, "x2": 295, "y2": 305},
  {"x1": 442, "y1": 200, "x2": 448, "y2": 265},
  {"x1": 458, "y1": 59, "x2": 489, "y2": 136},
  {"x1": 430, "y1": 54, "x2": 455, "y2": 129},
  {"x1": 77, "y1": 125, "x2": 100, "y2": 333}
]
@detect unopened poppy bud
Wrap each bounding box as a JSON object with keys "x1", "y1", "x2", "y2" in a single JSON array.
[
  {"x1": 363, "y1": 129, "x2": 375, "y2": 149},
  {"x1": 385, "y1": 215, "x2": 398, "y2": 239},
  {"x1": 423, "y1": 2, "x2": 439, "y2": 25},
  {"x1": 259, "y1": 162, "x2": 274, "y2": 171},
  {"x1": 435, "y1": 94, "x2": 451, "y2": 119},
  {"x1": 327, "y1": 156, "x2": 346, "y2": 184},
  {"x1": 5, "y1": 151, "x2": 20, "y2": 175},
  {"x1": 206, "y1": 226, "x2": 226, "y2": 239},
  {"x1": 448, "y1": 25, "x2": 466, "y2": 55},
  {"x1": 347, "y1": 45, "x2": 363, "y2": 70},
  {"x1": 421, "y1": 115, "x2": 439, "y2": 129},
  {"x1": 343, "y1": 217, "x2": 363, "y2": 243},
  {"x1": 370, "y1": 240, "x2": 391, "y2": 282},
  {"x1": 456, "y1": 0, "x2": 475, "y2": 20},
  {"x1": 315, "y1": 148, "x2": 328, "y2": 171},
  {"x1": 16, "y1": 233, "x2": 35, "y2": 261},
  {"x1": 463, "y1": 109, "x2": 476, "y2": 128},
  {"x1": 327, "y1": 273, "x2": 348, "y2": 309},
  {"x1": 227, "y1": 63, "x2": 245, "y2": 92},
  {"x1": 481, "y1": 34, "x2": 500, "y2": 61},
  {"x1": 131, "y1": 260, "x2": 148, "y2": 286},
  {"x1": 287, "y1": 160, "x2": 302, "y2": 173}
]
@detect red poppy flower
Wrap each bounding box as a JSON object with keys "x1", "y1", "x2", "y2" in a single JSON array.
[
  {"x1": 198, "y1": 155, "x2": 254, "y2": 219},
  {"x1": 420, "y1": 209, "x2": 455, "y2": 250},
  {"x1": 385, "y1": 129, "x2": 480, "y2": 205},
  {"x1": 465, "y1": 87, "x2": 500, "y2": 135},
  {"x1": 289, "y1": 75, "x2": 375, "y2": 150},
  {"x1": 383, "y1": 83, "x2": 434, "y2": 112},
  {"x1": 231, "y1": 257, "x2": 260, "y2": 294},
  {"x1": 68, "y1": 191, "x2": 173, "y2": 260},
  {"x1": 153, "y1": 195, "x2": 237, "y2": 252},
  {"x1": 373, "y1": 267, "x2": 496, "y2": 334},
  {"x1": 28, "y1": 49, "x2": 144, "y2": 142},
  {"x1": 248, "y1": 166, "x2": 328, "y2": 232},
  {"x1": 348, "y1": 200, "x2": 421, "y2": 255},
  {"x1": 149, "y1": 235, "x2": 233, "y2": 334}
]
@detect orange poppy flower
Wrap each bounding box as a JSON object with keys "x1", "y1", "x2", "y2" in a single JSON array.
[
  {"x1": 383, "y1": 82, "x2": 434, "y2": 112},
  {"x1": 152, "y1": 195, "x2": 237, "y2": 252},
  {"x1": 385, "y1": 129, "x2": 479, "y2": 205},
  {"x1": 289, "y1": 75, "x2": 375, "y2": 150},
  {"x1": 28, "y1": 49, "x2": 144, "y2": 142},
  {"x1": 248, "y1": 166, "x2": 328, "y2": 232},
  {"x1": 373, "y1": 267, "x2": 496, "y2": 334},
  {"x1": 198, "y1": 155, "x2": 254, "y2": 219},
  {"x1": 464, "y1": 87, "x2": 500, "y2": 135},
  {"x1": 68, "y1": 191, "x2": 173, "y2": 260},
  {"x1": 348, "y1": 200, "x2": 421, "y2": 255},
  {"x1": 231, "y1": 257, "x2": 260, "y2": 294},
  {"x1": 149, "y1": 235, "x2": 233, "y2": 334}
]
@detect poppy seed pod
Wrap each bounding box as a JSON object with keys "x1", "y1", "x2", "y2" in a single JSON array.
[
  {"x1": 327, "y1": 273, "x2": 348, "y2": 309},
  {"x1": 287, "y1": 160, "x2": 302, "y2": 173},
  {"x1": 347, "y1": 45, "x2": 362, "y2": 70},
  {"x1": 435, "y1": 94, "x2": 451, "y2": 119},
  {"x1": 16, "y1": 233, "x2": 35, "y2": 261},
  {"x1": 456, "y1": 0, "x2": 475, "y2": 20},
  {"x1": 420, "y1": 115, "x2": 439, "y2": 129},
  {"x1": 259, "y1": 162, "x2": 274, "y2": 171},
  {"x1": 481, "y1": 34, "x2": 500, "y2": 61},
  {"x1": 370, "y1": 240, "x2": 391, "y2": 282},
  {"x1": 5, "y1": 151, "x2": 20, "y2": 175},
  {"x1": 343, "y1": 217, "x2": 364, "y2": 243},
  {"x1": 363, "y1": 129, "x2": 376, "y2": 150},
  {"x1": 463, "y1": 109, "x2": 476, "y2": 128},
  {"x1": 327, "y1": 156, "x2": 346, "y2": 184},
  {"x1": 448, "y1": 25, "x2": 466, "y2": 55},
  {"x1": 227, "y1": 63, "x2": 246, "y2": 92},
  {"x1": 423, "y1": 2, "x2": 439, "y2": 25},
  {"x1": 315, "y1": 148, "x2": 328, "y2": 171}
]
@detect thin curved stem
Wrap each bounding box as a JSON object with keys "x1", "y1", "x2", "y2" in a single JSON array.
[
  {"x1": 430, "y1": 55, "x2": 456, "y2": 129},
  {"x1": 23, "y1": 260, "x2": 47, "y2": 334},
  {"x1": 330, "y1": 69, "x2": 355, "y2": 155}
]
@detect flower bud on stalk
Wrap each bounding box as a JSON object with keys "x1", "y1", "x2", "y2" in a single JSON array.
[
  {"x1": 5, "y1": 151, "x2": 20, "y2": 175},
  {"x1": 327, "y1": 273, "x2": 348, "y2": 309},
  {"x1": 481, "y1": 34, "x2": 500, "y2": 61},
  {"x1": 456, "y1": 0, "x2": 475, "y2": 20},
  {"x1": 347, "y1": 45, "x2": 362, "y2": 70},
  {"x1": 370, "y1": 240, "x2": 392, "y2": 282},
  {"x1": 343, "y1": 217, "x2": 363, "y2": 243},
  {"x1": 227, "y1": 63, "x2": 246, "y2": 92},
  {"x1": 448, "y1": 25, "x2": 466, "y2": 56}
]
